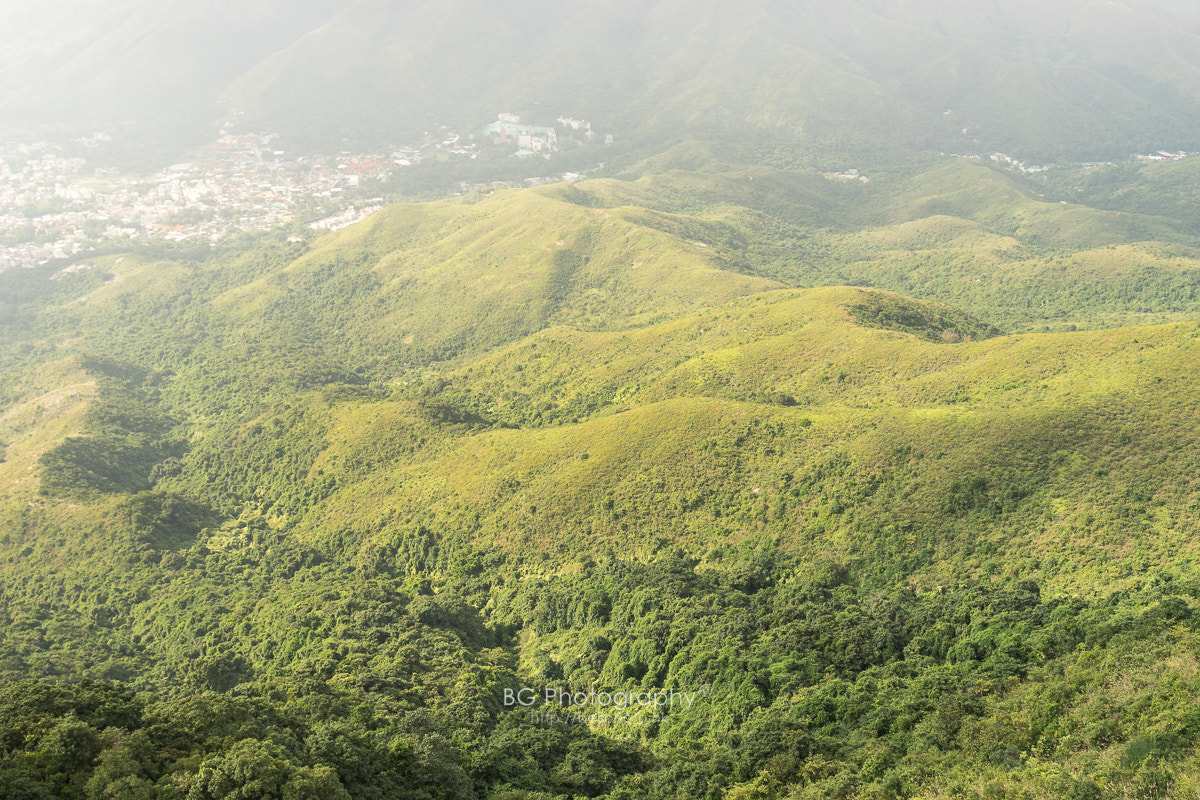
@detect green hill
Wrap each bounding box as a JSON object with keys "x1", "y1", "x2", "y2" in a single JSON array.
[
  {"x1": 9, "y1": 3, "x2": 1200, "y2": 797},
  {"x1": 3, "y1": 158, "x2": 1200, "y2": 797}
]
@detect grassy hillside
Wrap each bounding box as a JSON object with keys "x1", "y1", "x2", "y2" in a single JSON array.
[
  {"x1": 220, "y1": 285, "x2": 1197, "y2": 598},
  {"x1": 545, "y1": 160, "x2": 1200, "y2": 330},
  {"x1": 3, "y1": 162, "x2": 1200, "y2": 798},
  {"x1": 1042, "y1": 157, "x2": 1200, "y2": 232}
]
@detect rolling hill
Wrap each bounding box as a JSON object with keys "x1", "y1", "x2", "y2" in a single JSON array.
[
  {"x1": 8, "y1": 1, "x2": 1200, "y2": 796},
  {"x1": 3, "y1": 159, "x2": 1200, "y2": 797}
]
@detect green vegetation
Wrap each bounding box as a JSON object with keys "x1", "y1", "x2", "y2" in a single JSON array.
[
  {"x1": 1042, "y1": 158, "x2": 1200, "y2": 235},
  {"x1": 844, "y1": 293, "x2": 999, "y2": 342},
  {"x1": 37, "y1": 358, "x2": 185, "y2": 500},
  {"x1": 2, "y1": 159, "x2": 1200, "y2": 798}
]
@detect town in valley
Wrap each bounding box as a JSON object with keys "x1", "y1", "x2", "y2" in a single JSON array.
[{"x1": 0, "y1": 112, "x2": 610, "y2": 272}]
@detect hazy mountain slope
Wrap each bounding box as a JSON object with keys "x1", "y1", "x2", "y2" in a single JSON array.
[
  {"x1": 0, "y1": 0, "x2": 343, "y2": 140},
  {"x1": 1148, "y1": 0, "x2": 1200, "y2": 10},
  {"x1": 220, "y1": 0, "x2": 1200, "y2": 158},
  {"x1": 217, "y1": 0, "x2": 570, "y2": 149},
  {"x1": 5, "y1": 0, "x2": 1200, "y2": 161}
]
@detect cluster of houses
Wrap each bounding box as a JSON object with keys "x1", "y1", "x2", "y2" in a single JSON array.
[
  {"x1": 1133, "y1": 150, "x2": 1189, "y2": 162},
  {"x1": 985, "y1": 149, "x2": 1191, "y2": 172},
  {"x1": 0, "y1": 134, "x2": 399, "y2": 270},
  {"x1": 826, "y1": 168, "x2": 869, "y2": 183},
  {"x1": 988, "y1": 152, "x2": 1049, "y2": 174},
  {"x1": 1, "y1": 115, "x2": 616, "y2": 272},
  {"x1": 482, "y1": 113, "x2": 559, "y2": 157},
  {"x1": 0, "y1": 147, "x2": 94, "y2": 269},
  {"x1": 481, "y1": 113, "x2": 611, "y2": 158}
]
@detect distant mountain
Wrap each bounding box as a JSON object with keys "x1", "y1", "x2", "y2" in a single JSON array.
[
  {"x1": 217, "y1": 0, "x2": 1200, "y2": 160},
  {"x1": 0, "y1": 0, "x2": 345, "y2": 154},
  {"x1": 3, "y1": 0, "x2": 1200, "y2": 162},
  {"x1": 1144, "y1": 0, "x2": 1200, "y2": 11}
]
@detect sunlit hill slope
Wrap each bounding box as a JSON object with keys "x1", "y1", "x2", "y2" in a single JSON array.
[{"x1": 3, "y1": 162, "x2": 1200, "y2": 798}]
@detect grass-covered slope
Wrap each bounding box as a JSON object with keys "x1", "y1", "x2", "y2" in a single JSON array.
[
  {"x1": 1044, "y1": 156, "x2": 1200, "y2": 233},
  {"x1": 552, "y1": 160, "x2": 1200, "y2": 330},
  {"x1": 243, "y1": 285, "x2": 1199, "y2": 595},
  {"x1": 3, "y1": 164, "x2": 1200, "y2": 799}
]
